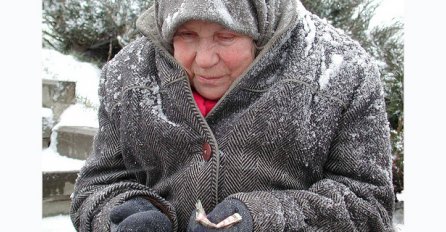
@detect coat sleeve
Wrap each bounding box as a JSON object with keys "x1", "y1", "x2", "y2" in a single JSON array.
[
  {"x1": 69, "y1": 62, "x2": 178, "y2": 232},
  {"x1": 228, "y1": 64, "x2": 395, "y2": 231}
]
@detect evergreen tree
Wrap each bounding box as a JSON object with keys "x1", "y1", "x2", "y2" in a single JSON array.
[
  {"x1": 42, "y1": 0, "x2": 153, "y2": 63},
  {"x1": 369, "y1": 22, "x2": 404, "y2": 196}
]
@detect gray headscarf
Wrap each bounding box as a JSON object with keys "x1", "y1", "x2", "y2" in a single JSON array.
[{"x1": 136, "y1": 0, "x2": 304, "y2": 52}]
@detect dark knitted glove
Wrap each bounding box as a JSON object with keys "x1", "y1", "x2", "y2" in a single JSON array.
[
  {"x1": 187, "y1": 199, "x2": 253, "y2": 232},
  {"x1": 110, "y1": 197, "x2": 172, "y2": 232}
]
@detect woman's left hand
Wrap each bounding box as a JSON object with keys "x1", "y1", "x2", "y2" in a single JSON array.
[{"x1": 187, "y1": 199, "x2": 253, "y2": 232}]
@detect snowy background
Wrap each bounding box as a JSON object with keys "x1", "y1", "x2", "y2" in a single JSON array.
[
  {"x1": 39, "y1": 0, "x2": 405, "y2": 231},
  {"x1": 42, "y1": 48, "x2": 99, "y2": 173},
  {"x1": 42, "y1": 48, "x2": 100, "y2": 231}
]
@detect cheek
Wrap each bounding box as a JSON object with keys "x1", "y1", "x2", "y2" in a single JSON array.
[
  {"x1": 222, "y1": 46, "x2": 255, "y2": 76},
  {"x1": 173, "y1": 42, "x2": 194, "y2": 73}
]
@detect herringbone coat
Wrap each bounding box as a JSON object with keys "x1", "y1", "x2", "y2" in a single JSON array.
[{"x1": 70, "y1": 1, "x2": 395, "y2": 231}]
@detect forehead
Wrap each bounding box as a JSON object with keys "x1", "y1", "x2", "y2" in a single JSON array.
[{"x1": 176, "y1": 20, "x2": 233, "y2": 32}]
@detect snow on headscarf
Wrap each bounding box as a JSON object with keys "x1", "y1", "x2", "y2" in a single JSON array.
[{"x1": 136, "y1": 0, "x2": 305, "y2": 52}]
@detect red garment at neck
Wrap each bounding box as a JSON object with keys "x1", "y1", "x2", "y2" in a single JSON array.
[{"x1": 192, "y1": 91, "x2": 218, "y2": 117}]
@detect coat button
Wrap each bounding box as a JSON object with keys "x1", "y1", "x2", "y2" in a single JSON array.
[{"x1": 202, "y1": 142, "x2": 212, "y2": 161}]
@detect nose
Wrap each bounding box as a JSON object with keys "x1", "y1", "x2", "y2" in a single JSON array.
[{"x1": 194, "y1": 40, "x2": 219, "y2": 69}]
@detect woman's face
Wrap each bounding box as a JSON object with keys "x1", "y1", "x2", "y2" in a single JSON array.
[{"x1": 173, "y1": 20, "x2": 255, "y2": 100}]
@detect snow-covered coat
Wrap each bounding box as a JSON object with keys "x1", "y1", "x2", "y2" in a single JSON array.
[{"x1": 70, "y1": 1, "x2": 395, "y2": 231}]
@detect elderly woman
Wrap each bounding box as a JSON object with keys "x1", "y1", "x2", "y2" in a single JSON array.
[{"x1": 70, "y1": 0, "x2": 395, "y2": 231}]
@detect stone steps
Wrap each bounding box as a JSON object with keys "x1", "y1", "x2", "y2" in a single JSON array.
[
  {"x1": 55, "y1": 125, "x2": 97, "y2": 160},
  {"x1": 42, "y1": 108, "x2": 54, "y2": 149},
  {"x1": 42, "y1": 170, "x2": 78, "y2": 217},
  {"x1": 42, "y1": 79, "x2": 97, "y2": 219},
  {"x1": 42, "y1": 79, "x2": 76, "y2": 149},
  {"x1": 42, "y1": 79, "x2": 76, "y2": 122},
  {"x1": 393, "y1": 200, "x2": 404, "y2": 226}
]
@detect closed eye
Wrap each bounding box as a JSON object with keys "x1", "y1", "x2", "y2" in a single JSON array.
[
  {"x1": 216, "y1": 32, "x2": 236, "y2": 44},
  {"x1": 174, "y1": 31, "x2": 198, "y2": 41}
]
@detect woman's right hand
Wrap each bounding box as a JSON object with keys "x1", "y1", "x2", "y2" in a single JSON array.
[{"x1": 110, "y1": 197, "x2": 172, "y2": 232}]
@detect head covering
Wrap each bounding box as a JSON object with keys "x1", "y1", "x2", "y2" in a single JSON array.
[
  {"x1": 156, "y1": 0, "x2": 260, "y2": 43},
  {"x1": 137, "y1": 0, "x2": 303, "y2": 52}
]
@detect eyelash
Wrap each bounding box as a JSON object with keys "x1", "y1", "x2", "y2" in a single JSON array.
[
  {"x1": 175, "y1": 31, "x2": 237, "y2": 44},
  {"x1": 217, "y1": 34, "x2": 235, "y2": 41},
  {"x1": 176, "y1": 32, "x2": 196, "y2": 39}
]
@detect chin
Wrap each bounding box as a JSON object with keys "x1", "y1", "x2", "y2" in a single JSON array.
[
  {"x1": 199, "y1": 90, "x2": 224, "y2": 100},
  {"x1": 203, "y1": 93, "x2": 222, "y2": 100}
]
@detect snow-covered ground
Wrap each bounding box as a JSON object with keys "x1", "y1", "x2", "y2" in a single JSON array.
[
  {"x1": 42, "y1": 103, "x2": 99, "y2": 172},
  {"x1": 42, "y1": 48, "x2": 100, "y2": 172},
  {"x1": 42, "y1": 48, "x2": 100, "y2": 230},
  {"x1": 42, "y1": 215, "x2": 77, "y2": 232},
  {"x1": 41, "y1": 48, "x2": 100, "y2": 231},
  {"x1": 42, "y1": 48, "x2": 101, "y2": 107}
]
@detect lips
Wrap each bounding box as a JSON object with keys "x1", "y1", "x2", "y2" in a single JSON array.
[{"x1": 195, "y1": 75, "x2": 224, "y2": 85}]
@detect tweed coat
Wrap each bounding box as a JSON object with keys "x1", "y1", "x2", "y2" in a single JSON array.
[{"x1": 70, "y1": 1, "x2": 395, "y2": 231}]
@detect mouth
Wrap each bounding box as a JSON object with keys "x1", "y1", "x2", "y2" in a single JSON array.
[
  {"x1": 196, "y1": 75, "x2": 223, "y2": 80},
  {"x1": 195, "y1": 75, "x2": 225, "y2": 85}
]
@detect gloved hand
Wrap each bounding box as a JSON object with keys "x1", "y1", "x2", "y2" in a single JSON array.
[
  {"x1": 109, "y1": 197, "x2": 172, "y2": 232},
  {"x1": 187, "y1": 199, "x2": 253, "y2": 232}
]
